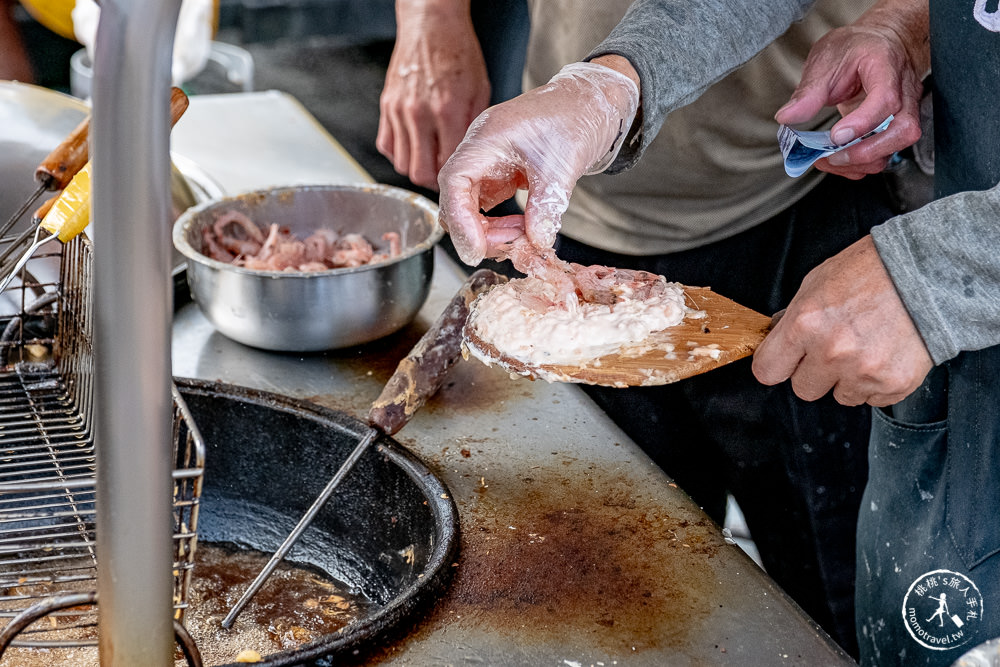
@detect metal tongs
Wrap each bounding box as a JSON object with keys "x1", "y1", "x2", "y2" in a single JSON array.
[
  {"x1": 0, "y1": 88, "x2": 190, "y2": 294},
  {"x1": 221, "y1": 268, "x2": 505, "y2": 629}
]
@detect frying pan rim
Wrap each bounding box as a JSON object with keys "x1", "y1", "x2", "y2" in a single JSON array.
[{"x1": 173, "y1": 377, "x2": 460, "y2": 666}]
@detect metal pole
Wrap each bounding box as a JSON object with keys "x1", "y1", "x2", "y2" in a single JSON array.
[{"x1": 91, "y1": 0, "x2": 182, "y2": 664}]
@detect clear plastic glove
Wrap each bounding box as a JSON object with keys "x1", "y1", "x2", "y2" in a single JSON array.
[
  {"x1": 376, "y1": 1, "x2": 490, "y2": 190},
  {"x1": 775, "y1": 0, "x2": 928, "y2": 180},
  {"x1": 438, "y1": 60, "x2": 640, "y2": 266},
  {"x1": 752, "y1": 236, "x2": 933, "y2": 407}
]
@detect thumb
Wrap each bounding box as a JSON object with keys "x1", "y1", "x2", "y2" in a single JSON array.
[
  {"x1": 751, "y1": 323, "x2": 804, "y2": 386},
  {"x1": 775, "y1": 86, "x2": 828, "y2": 126}
]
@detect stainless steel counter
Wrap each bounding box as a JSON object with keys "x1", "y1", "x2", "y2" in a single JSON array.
[{"x1": 171, "y1": 92, "x2": 856, "y2": 666}]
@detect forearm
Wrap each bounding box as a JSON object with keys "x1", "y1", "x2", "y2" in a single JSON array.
[
  {"x1": 872, "y1": 183, "x2": 1000, "y2": 364},
  {"x1": 395, "y1": 0, "x2": 472, "y2": 25},
  {"x1": 393, "y1": 0, "x2": 475, "y2": 56},
  {"x1": 585, "y1": 0, "x2": 816, "y2": 171}
]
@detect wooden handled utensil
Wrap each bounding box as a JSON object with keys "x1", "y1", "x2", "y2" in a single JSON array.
[
  {"x1": 0, "y1": 109, "x2": 95, "y2": 245},
  {"x1": 463, "y1": 285, "x2": 773, "y2": 387},
  {"x1": 0, "y1": 88, "x2": 190, "y2": 294},
  {"x1": 221, "y1": 268, "x2": 506, "y2": 629}
]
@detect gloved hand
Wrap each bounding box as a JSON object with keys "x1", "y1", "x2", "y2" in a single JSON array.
[{"x1": 438, "y1": 59, "x2": 640, "y2": 266}]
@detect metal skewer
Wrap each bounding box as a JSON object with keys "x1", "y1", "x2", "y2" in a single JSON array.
[
  {"x1": 220, "y1": 268, "x2": 505, "y2": 629},
  {"x1": 220, "y1": 428, "x2": 378, "y2": 629}
]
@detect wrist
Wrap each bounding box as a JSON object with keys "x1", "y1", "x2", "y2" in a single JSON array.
[
  {"x1": 589, "y1": 54, "x2": 641, "y2": 91},
  {"x1": 395, "y1": 0, "x2": 471, "y2": 25},
  {"x1": 860, "y1": 0, "x2": 931, "y2": 77}
]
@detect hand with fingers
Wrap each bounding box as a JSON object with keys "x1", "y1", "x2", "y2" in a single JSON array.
[
  {"x1": 376, "y1": 0, "x2": 492, "y2": 191},
  {"x1": 775, "y1": 0, "x2": 930, "y2": 180},
  {"x1": 752, "y1": 236, "x2": 933, "y2": 407},
  {"x1": 437, "y1": 56, "x2": 640, "y2": 266}
]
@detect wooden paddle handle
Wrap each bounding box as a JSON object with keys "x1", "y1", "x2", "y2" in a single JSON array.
[
  {"x1": 34, "y1": 87, "x2": 190, "y2": 191},
  {"x1": 35, "y1": 115, "x2": 90, "y2": 191},
  {"x1": 368, "y1": 268, "x2": 506, "y2": 436}
]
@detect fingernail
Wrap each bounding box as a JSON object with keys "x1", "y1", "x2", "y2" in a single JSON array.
[
  {"x1": 832, "y1": 128, "x2": 855, "y2": 145},
  {"x1": 827, "y1": 152, "x2": 850, "y2": 166}
]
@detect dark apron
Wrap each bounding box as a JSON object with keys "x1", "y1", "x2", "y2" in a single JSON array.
[
  {"x1": 857, "y1": 351, "x2": 1000, "y2": 665},
  {"x1": 856, "y1": 3, "x2": 1000, "y2": 664}
]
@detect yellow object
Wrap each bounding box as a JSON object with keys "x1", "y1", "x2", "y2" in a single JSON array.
[
  {"x1": 40, "y1": 161, "x2": 90, "y2": 243},
  {"x1": 234, "y1": 649, "x2": 262, "y2": 663},
  {"x1": 18, "y1": 0, "x2": 77, "y2": 42},
  {"x1": 19, "y1": 0, "x2": 219, "y2": 42}
]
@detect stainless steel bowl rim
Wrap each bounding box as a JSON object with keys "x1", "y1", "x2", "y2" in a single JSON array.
[{"x1": 172, "y1": 183, "x2": 444, "y2": 277}]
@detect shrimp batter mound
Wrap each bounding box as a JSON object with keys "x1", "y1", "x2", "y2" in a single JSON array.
[{"x1": 467, "y1": 275, "x2": 692, "y2": 367}]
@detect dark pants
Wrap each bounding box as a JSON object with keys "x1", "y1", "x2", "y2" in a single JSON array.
[
  {"x1": 857, "y1": 347, "x2": 1000, "y2": 665},
  {"x1": 553, "y1": 174, "x2": 900, "y2": 657}
]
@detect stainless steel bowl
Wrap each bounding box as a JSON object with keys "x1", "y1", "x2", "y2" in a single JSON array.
[{"x1": 173, "y1": 183, "x2": 444, "y2": 351}]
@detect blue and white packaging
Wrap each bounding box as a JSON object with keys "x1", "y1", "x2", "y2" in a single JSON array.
[{"x1": 778, "y1": 115, "x2": 893, "y2": 177}]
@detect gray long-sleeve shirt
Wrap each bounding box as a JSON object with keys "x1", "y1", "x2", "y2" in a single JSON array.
[
  {"x1": 587, "y1": 0, "x2": 815, "y2": 170},
  {"x1": 587, "y1": 0, "x2": 1000, "y2": 364}
]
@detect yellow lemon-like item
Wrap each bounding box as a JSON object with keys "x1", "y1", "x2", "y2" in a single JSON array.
[
  {"x1": 40, "y1": 161, "x2": 91, "y2": 243},
  {"x1": 19, "y1": 0, "x2": 77, "y2": 41}
]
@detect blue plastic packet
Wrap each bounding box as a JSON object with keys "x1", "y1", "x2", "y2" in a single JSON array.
[{"x1": 778, "y1": 115, "x2": 893, "y2": 177}]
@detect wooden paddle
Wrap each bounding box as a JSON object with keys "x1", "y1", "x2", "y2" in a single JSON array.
[{"x1": 463, "y1": 284, "x2": 773, "y2": 387}]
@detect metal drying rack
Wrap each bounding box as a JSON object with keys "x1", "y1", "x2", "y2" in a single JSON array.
[{"x1": 0, "y1": 233, "x2": 205, "y2": 650}]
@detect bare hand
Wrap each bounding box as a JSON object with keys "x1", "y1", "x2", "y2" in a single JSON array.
[
  {"x1": 752, "y1": 236, "x2": 933, "y2": 407},
  {"x1": 776, "y1": 0, "x2": 929, "y2": 180},
  {"x1": 376, "y1": 1, "x2": 491, "y2": 190}
]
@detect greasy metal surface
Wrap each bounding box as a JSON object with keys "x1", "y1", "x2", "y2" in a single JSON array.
[
  {"x1": 170, "y1": 95, "x2": 856, "y2": 666},
  {"x1": 173, "y1": 251, "x2": 854, "y2": 667}
]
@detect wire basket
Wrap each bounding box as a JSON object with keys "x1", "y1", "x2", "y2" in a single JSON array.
[{"x1": 0, "y1": 234, "x2": 205, "y2": 648}]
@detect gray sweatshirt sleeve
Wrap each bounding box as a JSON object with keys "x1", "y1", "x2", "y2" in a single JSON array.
[
  {"x1": 871, "y1": 182, "x2": 1000, "y2": 365},
  {"x1": 585, "y1": 0, "x2": 815, "y2": 172}
]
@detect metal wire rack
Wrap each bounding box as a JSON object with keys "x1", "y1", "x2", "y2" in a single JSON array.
[{"x1": 0, "y1": 234, "x2": 205, "y2": 648}]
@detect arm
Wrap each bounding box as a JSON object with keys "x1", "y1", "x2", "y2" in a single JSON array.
[
  {"x1": 774, "y1": 0, "x2": 929, "y2": 179},
  {"x1": 376, "y1": 0, "x2": 491, "y2": 190},
  {"x1": 871, "y1": 184, "x2": 1000, "y2": 364},
  {"x1": 588, "y1": 0, "x2": 817, "y2": 171},
  {"x1": 752, "y1": 185, "x2": 1000, "y2": 407}
]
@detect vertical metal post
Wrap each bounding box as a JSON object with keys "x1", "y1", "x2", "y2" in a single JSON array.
[{"x1": 91, "y1": 0, "x2": 182, "y2": 664}]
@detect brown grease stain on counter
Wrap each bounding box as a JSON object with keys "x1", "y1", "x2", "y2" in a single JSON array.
[
  {"x1": 294, "y1": 328, "x2": 723, "y2": 658},
  {"x1": 373, "y1": 456, "x2": 725, "y2": 659}
]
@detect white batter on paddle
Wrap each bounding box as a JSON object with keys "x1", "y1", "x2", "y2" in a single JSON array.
[{"x1": 468, "y1": 276, "x2": 696, "y2": 367}]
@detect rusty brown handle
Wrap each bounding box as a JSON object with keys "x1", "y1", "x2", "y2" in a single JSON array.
[
  {"x1": 368, "y1": 268, "x2": 506, "y2": 435},
  {"x1": 34, "y1": 87, "x2": 190, "y2": 191},
  {"x1": 32, "y1": 195, "x2": 58, "y2": 222}
]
